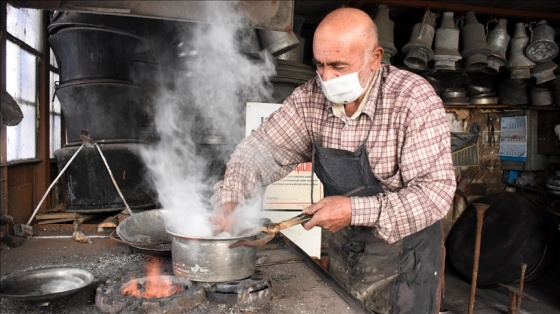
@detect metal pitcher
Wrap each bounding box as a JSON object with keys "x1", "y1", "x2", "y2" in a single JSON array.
[
  {"x1": 402, "y1": 9, "x2": 437, "y2": 70},
  {"x1": 433, "y1": 12, "x2": 462, "y2": 71},
  {"x1": 531, "y1": 60, "x2": 558, "y2": 85},
  {"x1": 507, "y1": 23, "x2": 536, "y2": 79},
  {"x1": 486, "y1": 19, "x2": 510, "y2": 74},
  {"x1": 461, "y1": 12, "x2": 491, "y2": 71},
  {"x1": 526, "y1": 20, "x2": 559, "y2": 62},
  {"x1": 374, "y1": 4, "x2": 397, "y2": 64},
  {"x1": 257, "y1": 29, "x2": 300, "y2": 56}
]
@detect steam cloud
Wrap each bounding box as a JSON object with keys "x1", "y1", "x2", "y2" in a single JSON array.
[{"x1": 140, "y1": 1, "x2": 276, "y2": 237}]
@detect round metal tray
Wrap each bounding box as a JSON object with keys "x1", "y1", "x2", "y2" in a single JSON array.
[
  {"x1": 444, "y1": 101, "x2": 471, "y2": 106},
  {"x1": 469, "y1": 97, "x2": 499, "y2": 105},
  {"x1": 0, "y1": 267, "x2": 94, "y2": 304}
]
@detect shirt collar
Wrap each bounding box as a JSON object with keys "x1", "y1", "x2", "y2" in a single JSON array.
[{"x1": 331, "y1": 66, "x2": 384, "y2": 121}]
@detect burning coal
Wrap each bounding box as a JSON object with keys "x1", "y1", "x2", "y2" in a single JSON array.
[
  {"x1": 139, "y1": 1, "x2": 275, "y2": 237},
  {"x1": 121, "y1": 259, "x2": 185, "y2": 299}
]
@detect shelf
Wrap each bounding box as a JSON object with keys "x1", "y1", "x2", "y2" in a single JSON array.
[
  {"x1": 505, "y1": 182, "x2": 560, "y2": 199},
  {"x1": 375, "y1": 0, "x2": 560, "y2": 22},
  {"x1": 444, "y1": 105, "x2": 560, "y2": 111}
]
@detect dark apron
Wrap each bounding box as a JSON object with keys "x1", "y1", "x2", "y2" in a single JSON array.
[{"x1": 312, "y1": 113, "x2": 443, "y2": 314}]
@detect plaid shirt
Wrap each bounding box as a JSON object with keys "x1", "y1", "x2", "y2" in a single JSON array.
[{"x1": 211, "y1": 64, "x2": 456, "y2": 243}]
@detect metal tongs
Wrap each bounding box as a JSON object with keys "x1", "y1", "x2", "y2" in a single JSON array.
[
  {"x1": 229, "y1": 213, "x2": 312, "y2": 248},
  {"x1": 230, "y1": 186, "x2": 367, "y2": 248}
]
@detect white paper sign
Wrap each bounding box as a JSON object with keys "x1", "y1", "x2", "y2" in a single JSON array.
[{"x1": 245, "y1": 102, "x2": 323, "y2": 210}]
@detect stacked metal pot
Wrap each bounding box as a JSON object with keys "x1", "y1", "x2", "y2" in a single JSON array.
[
  {"x1": 259, "y1": 15, "x2": 315, "y2": 103},
  {"x1": 50, "y1": 11, "x2": 156, "y2": 212}
]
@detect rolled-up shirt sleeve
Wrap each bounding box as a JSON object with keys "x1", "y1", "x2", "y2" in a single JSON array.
[{"x1": 210, "y1": 92, "x2": 315, "y2": 208}]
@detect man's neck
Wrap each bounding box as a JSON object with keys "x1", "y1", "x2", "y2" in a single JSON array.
[{"x1": 344, "y1": 100, "x2": 361, "y2": 117}]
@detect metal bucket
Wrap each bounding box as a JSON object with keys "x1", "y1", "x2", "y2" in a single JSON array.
[
  {"x1": 530, "y1": 87, "x2": 553, "y2": 106},
  {"x1": 526, "y1": 20, "x2": 559, "y2": 62},
  {"x1": 256, "y1": 29, "x2": 300, "y2": 56},
  {"x1": 461, "y1": 12, "x2": 491, "y2": 71},
  {"x1": 168, "y1": 229, "x2": 260, "y2": 282}
]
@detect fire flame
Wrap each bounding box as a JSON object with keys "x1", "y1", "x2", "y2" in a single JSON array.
[{"x1": 121, "y1": 259, "x2": 185, "y2": 299}]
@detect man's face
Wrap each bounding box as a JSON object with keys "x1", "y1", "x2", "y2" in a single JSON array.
[{"x1": 312, "y1": 29, "x2": 383, "y2": 86}]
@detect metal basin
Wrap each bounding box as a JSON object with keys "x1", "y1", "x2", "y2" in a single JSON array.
[
  {"x1": 0, "y1": 268, "x2": 94, "y2": 305},
  {"x1": 116, "y1": 209, "x2": 171, "y2": 255}
]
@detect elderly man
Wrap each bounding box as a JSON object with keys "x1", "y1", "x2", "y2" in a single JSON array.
[{"x1": 211, "y1": 7, "x2": 456, "y2": 314}]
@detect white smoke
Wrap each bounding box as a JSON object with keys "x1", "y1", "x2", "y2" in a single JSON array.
[{"x1": 140, "y1": 1, "x2": 276, "y2": 237}]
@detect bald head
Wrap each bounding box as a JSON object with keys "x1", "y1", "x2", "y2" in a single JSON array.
[
  {"x1": 314, "y1": 8, "x2": 378, "y2": 56},
  {"x1": 312, "y1": 8, "x2": 384, "y2": 106}
]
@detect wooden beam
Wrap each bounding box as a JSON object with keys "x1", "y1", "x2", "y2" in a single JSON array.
[
  {"x1": 33, "y1": 10, "x2": 51, "y2": 223},
  {"x1": 1, "y1": 0, "x2": 9, "y2": 237}
]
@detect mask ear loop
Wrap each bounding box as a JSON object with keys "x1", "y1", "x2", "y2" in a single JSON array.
[{"x1": 361, "y1": 48, "x2": 381, "y2": 88}]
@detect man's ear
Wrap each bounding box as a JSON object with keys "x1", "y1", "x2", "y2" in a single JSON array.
[{"x1": 371, "y1": 46, "x2": 384, "y2": 69}]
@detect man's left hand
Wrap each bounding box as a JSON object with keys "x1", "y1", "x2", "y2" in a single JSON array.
[{"x1": 302, "y1": 196, "x2": 352, "y2": 232}]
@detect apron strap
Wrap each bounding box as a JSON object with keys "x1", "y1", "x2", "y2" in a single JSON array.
[{"x1": 310, "y1": 68, "x2": 385, "y2": 204}]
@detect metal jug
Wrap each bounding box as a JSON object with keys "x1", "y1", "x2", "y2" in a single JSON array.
[
  {"x1": 498, "y1": 78, "x2": 529, "y2": 105},
  {"x1": 374, "y1": 4, "x2": 397, "y2": 64},
  {"x1": 526, "y1": 20, "x2": 559, "y2": 62},
  {"x1": 530, "y1": 86, "x2": 553, "y2": 106},
  {"x1": 461, "y1": 12, "x2": 491, "y2": 71},
  {"x1": 486, "y1": 19, "x2": 510, "y2": 74},
  {"x1": 433, "y1": 12, "x2": 462, "y2": 71},
  {"x1": 257, "y1": 29, "x2": 300, "y2": 56},
  {"x1": 507, "y1": 23, "x2": 536, "y2": 79},
  {"x1": 531, "y1": 61, "x2": 558, "y2": 85},
  {"x1": 402, "y1": 9, "x2": 437, "y2": 70}
]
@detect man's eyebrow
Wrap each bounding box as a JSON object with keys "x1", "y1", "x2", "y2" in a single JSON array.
[{"x1": 311, "y1": 58, "x2": 347, "y2": 67}]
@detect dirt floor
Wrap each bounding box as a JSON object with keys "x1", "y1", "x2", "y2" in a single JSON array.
[
  {"x1": 1, "y1": 225, "x2": 559, "y2": 314},
  {"x1": 0, "y1": 227, "x2": 357, "y2": 314}
]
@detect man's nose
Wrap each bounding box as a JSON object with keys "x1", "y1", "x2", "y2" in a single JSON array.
[{"x1": 321, "y1": 67, "x2": 337, "y2": 81}]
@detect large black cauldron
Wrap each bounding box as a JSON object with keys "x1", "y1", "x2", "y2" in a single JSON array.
[
  {"x1": 446, "y1": 192, "x2": 553, "y2": 287},
  {"x1": 54, "y1": 143, "x2": 156, "y2": 212},
  {"x1": 55, "y1": 81, "x2": 147, "y2": 144},
  {"x1": 49, "y1": 26, "x2": 143, "y2": 84}
]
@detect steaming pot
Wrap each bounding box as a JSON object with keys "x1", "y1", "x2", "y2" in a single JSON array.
[{"x1": 168, "y1": 229, "x2": 260, "y2": 282}]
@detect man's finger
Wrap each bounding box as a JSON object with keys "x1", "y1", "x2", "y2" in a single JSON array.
[
  {"x1": 302, "y1": 215, "x2": 319, "y2": 230},
  {"x1": 303, "y1": 201, "x2": 323, "y2": 215}
]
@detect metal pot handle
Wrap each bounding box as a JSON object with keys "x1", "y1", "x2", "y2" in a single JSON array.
[{"x1": 229, "y1": 232, "x2": 276, "y2": 248}]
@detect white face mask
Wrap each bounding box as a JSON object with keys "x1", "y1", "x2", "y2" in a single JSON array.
[{"x1": 317, "y1": 53, "x2": 373, "y2": 104}]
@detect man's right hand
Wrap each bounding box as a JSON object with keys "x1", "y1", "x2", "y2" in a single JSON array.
[{"x1": 209, "y1": 202, "x2": 237, "y2": 235}]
